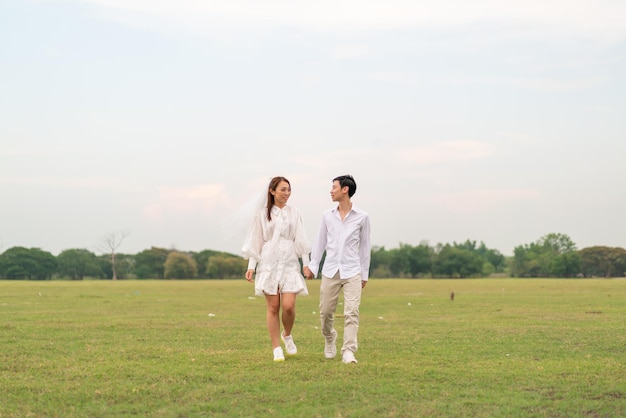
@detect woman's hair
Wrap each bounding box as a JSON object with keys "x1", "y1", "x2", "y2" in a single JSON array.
[
  {"x1": 266, "y1": 176, "x2": 290, "y2": 221},
  {"x1": 333, "y1": 174, "x2": 357, "y2": 197}
]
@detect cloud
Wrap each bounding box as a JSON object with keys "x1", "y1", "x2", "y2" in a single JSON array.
[
  {"x1": 395, "y1": 141, "x2": 494, "y2": 165},
  {"x1": 446, "y1": 75, "x2": 605, "y2": 92},
  {"x1": 585, "y1": 106, "x2": 616, "y2": 114},
  {"x1": 0, "y1": 175, "x2": 133, "y2": 191},
  {"x1": 59, "y1": 0, "x2": 626, "y2": 43},
  {"x1": 332, "y1": 45, "x2": 371, "y2": 59},
  {"x1": 291, "y1": 141, "x2": 495, "y2": 180},
  {"x1": 141, "y1": 184, "x2": 227, "y2": 222},
  {"x1": 428, "y1": 188, "x2": 541, "y2": 213},
  {"x1": 299, "y1": 73, "x2": 323, "y2": 91},
  {"x1": 495, "y1": 131, "x2": 541, "y2": 146},
  {"x1": 367, "y1": 71, "x2": 416, "y2": 84},
  {"x1": 0, "y1": 146, "x2": 54, "y2": 158}
]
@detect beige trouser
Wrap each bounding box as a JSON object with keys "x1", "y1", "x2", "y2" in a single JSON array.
[{"x1": 319, "y1": 272, "x2": 362, "y2": 355}]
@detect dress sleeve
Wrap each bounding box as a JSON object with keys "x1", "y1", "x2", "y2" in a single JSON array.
[
  {"x1": 308, "y1": 212, "x2": 327, "y2": 277},
  {"x1": 292, "y1": 207, "x2": 311, "y2": 266},
  {"x1": 241, "y1": 210, "x2": 264, "y2": 269}
]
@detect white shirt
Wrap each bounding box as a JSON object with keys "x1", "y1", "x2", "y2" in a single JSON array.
[{"x1": 309, "y1": 205, "x2": 371, "y2": 281}]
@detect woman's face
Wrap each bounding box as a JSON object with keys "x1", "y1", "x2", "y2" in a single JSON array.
[{"x1": 271, "y1": 180, "x2": 291, "y2": 207}]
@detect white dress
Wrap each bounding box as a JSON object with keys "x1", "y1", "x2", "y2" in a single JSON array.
[{"x1": 242, "y1": 205, "x2": 311, "y2": 296}]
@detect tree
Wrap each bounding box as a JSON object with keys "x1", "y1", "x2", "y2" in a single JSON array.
[
  {"x1": 450, "y1": 240, "x2": 505, "y2": 275},
  {"x1": 432, "y1": 245, "x2": 483, "y2": 278},
  {"x1": 370, "y1": 246, "x2": 390, "y2": 274},
  {"x1": 100, "y1": 230, "x2": 129, "y2": 281},
  {"x1": 476, "y1": 242, "x2": 506, "y2": 273},
  {"x1": 164, "y1": 252, "x2": 198, "y2": 279},
  {"x1": 192, "y1": 249, "x2": 224, "y2": 278},
  {"x1": 97, "y1": 253, "x2": 133, "y2": 279},
  {"x1": 402, "y1": 243, "x2": 432, "y2": 277},
  {"x1": 387, "y1": 247, "x2": 409, "y2": 277},
  {"x1": 369, "y1": 240, "x2": 502, "y2": 279},
  {"x1": 579, "y1": 246, "x2": 626, "y2": 278},
  {"x1": 134, "y1": 247, "x2": 169, "y2": 279},
  {"x1": 57, "y1": 248, "x2": 103, "y2": 280},
  {"x1": 0, "y1": 247, "x2": 58, "y2": 280},
  {"x1": 454, "y1": 239, "x2": 478, "y2": 252},
  {"x1": 539, "y1": 233, "x2": 577, "y2": 254},
  {"x1": 512, "y1": 233, "x2": 581, "y2": 277},
  {"x1": 206, "y1": 254, "x2": 246, "y2": 279},
  {"x1": 370, "y1": 246, "x2": 393, "y2": 278}
]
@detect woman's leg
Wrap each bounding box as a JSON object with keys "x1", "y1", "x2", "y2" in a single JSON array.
[
  {"x1": 265, "y1": 293, "x2": 281, "y2": 348},
  {"x1": 280, "y1": 293, "x2": 297, "y2": 336}
]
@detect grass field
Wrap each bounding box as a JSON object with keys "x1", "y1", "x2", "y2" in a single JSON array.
[{"x1": 1, "y1": 278, "x2": 625, "y2": 417}]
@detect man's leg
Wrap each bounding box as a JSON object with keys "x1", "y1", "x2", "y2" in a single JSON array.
[
  {"x1": 319, "y1": 272, "x2": 341, "y2": 357},
  {"x1": 341, "y1": 274, "x2": 362, "y2": 356}
]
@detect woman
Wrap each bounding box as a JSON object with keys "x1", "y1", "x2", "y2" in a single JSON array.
[{"x1": 242, "y1": 176, "x2": 311, "y2": 362}]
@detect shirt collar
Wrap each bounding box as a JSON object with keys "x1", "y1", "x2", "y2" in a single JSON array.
[{"x1": 271, "y1": 205, "x2": 285, "y2": 214}]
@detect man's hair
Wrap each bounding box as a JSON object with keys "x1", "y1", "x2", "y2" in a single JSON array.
[{"x1": 333, "y1": 174, "x2": 357, "y2": 197}]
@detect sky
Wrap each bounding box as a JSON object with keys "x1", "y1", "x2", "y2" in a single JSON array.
[{"x1": 1, "y1": 0, "x2": 625, "y2": 258}]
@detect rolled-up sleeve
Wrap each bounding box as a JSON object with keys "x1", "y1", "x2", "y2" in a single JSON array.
[{"x1": 359, "y1": 215, "x2": 371, "y2": 281}]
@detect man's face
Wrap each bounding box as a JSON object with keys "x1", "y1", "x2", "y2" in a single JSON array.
[{"x1": 330, "y1": 180, "x2": 346, "y2": 202}]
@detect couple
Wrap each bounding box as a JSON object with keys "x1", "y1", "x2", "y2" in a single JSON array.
[{"x1": 242, "y1": 175, "x2": 371, "y2": 363}]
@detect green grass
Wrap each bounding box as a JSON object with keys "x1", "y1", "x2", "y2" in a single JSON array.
[{"x1": 1, "y1": 278, "x2": 625, "y2": 417}]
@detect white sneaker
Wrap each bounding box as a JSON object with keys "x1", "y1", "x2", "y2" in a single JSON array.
[
  {"x1": 342, "y1": 350, "x2": 358, "y2": 364},
  {"x1": 273, "y1": 346, "x2": 285, "y2": 362},
  {"x1": 324, "y1": 329, "x2": 337, "y2": 359},
  {"x1": 281, "y1": 332, "x2": 297, "y2": 355}
]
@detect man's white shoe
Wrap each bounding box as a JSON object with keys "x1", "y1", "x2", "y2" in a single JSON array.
[
  {"x1": 324, "y1": 329, "x2": 337, "y2": 359},
  {"x1": 281, "y1": 332, "x2": 297, "y2": 356},
  {"x1": 273, "y1": 346, "x2": 285, "y2": 362},
  {"x1": 342, "y1": 350, "x2": 358, "y2": 364}
]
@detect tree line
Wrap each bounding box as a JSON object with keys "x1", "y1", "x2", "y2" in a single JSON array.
[
  {"x1": 0, "y1": 247, "x2": 247, "y2": 280},
  {"x1": 0, "y1": 232, "x2": 624, "y2": 280},
  {"x1": 370, "y1": 233, "x2": 626, "y2": 278}
]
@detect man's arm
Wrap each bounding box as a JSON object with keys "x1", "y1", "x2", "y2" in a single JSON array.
[
  {"x1": 306, "y1": 214, "x2": 328, "y2": 279},
  {"x1": 360, "y1": 215, "x2": 371, "y2": 282}
]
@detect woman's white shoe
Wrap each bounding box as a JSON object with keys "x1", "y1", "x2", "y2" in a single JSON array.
[
  {"x1": 273, "y1": 346, "x2": 285, "y2": 362},
  {"x1": 281, "y1": 332, "x2": 298, "y2": 355}
]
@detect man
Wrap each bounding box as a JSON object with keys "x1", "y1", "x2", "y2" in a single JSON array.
[{"x1": 304, "y1": 175, "x2": 371, "y2": 364}]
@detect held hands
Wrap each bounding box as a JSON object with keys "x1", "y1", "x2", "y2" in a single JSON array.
[
  {"x1": 245, "y1": 269, "x2": 254, "y2": 282},
  {"x1": 303, "y1": 266, "x2": 314, "y2": 280}
]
